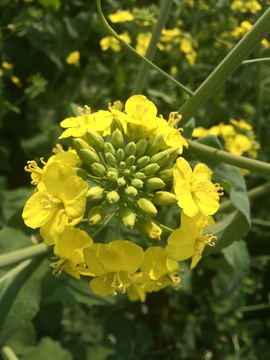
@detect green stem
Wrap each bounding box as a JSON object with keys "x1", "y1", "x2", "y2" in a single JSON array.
[
  {"x1": 0, "y1": 243, "x2": 49, "y2": 268},
  {"x1": 241, "y1": 302, "x2": 270, "y2": 312},
  {"x1": 1, "y1": 346, "x2": 19, "y2": 360},
  {"x1": 187, "y1": 139, "x2": 270, "y2": 176},
  {"x1": 154, "y1": 220, "x2": 174, "y2": 233},
  {"x1": 219, "y1": 181, "x2": 270, "y2": 213},
  {"x1": 131, "y1": 0, "x2": 174, "y2": 94},
  {"x1": 91, "y1": 211, "x2": 117, "y2": 239},
  {"x1": 179, "y1": 6, "x2": 270, "y2": 127},
  {"x1": 96, "y1": 0, "x2": 193, "y2": 97},
  {"x1": 242, "y1": 57, "x2": 270, "y2": 64}
]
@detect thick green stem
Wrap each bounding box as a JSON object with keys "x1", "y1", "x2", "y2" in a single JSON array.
[
  {"x1": 187, "y1": 139, "x2": 270, "y2": 176},
  {"x1": 131, "y1": 0, "x2": 174, "y2": 94},
  {"x1": 1, "y1": 346, "x2": 19, "y2": 360},
  {"x1": 179, "y1": 6, "x2": 270, "y2": 127},
  {"x1": 0, "y1": 243, "x2": 49, "y2": 268},
  {"x1": 96, "y1": 0, "x2": 193, "y2": 97}
]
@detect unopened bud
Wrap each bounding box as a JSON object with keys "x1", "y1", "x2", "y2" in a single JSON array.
[
  {"x1": 106, "y1": 190, "x2": 120, "y2": 203},
  {"x1": 135, "y1": 139, "x2": 148, "y2": 158},
  {"x1": 111, "y1": 129, "x2": 124, "y2": 149},
  {"x1": 125, "y1": 142, "x2": 136, "y2": 156},
  {"x1": 104, "y1": 142, "x2": 115, "y2": 155},
  {"x1": 146, "y1": 133, "x2": 164, "y2": 157},
  {"x1": 105, "y1": 152, "x2": 116, "y2": 166},
  {"x1": 117, "y1": 177, "x2": 126, "y2": 187},
  {"x1": 127, "y1": 123, "x2": 144, "y2": 142},
  {"x1": 136, "y1": 156, "x2": 150, "y2": 169},
  {"x1": 162, "y1": 148, "x2": 179, "y2": 167},
  {"x1": 125, "y1": 186, "x2": 138, "y2": 197},
  {"x1": 126, "y1": 155, "x2": 136, "y2": 167},
  {"x1": 131, "y1": 178, "x2": 144, "y2": 188},
  {"x1": 149, "y1": 150, "x2": 170, "y2": 167},
  {"x1": 137, "y1": 198, "x2": 158, "y2": 217},
  {"x1": 91, "y1": 163, "x2": 107, "y2": 177},
  {"x1": 136, "y1": 216, "x2": 162, "y2": 240},
  {"x1": 87, "y1": 186, "x2": 104, "y2": 201},
  {"x1": 80, "y1": 149, "x2": 100, "y2": 165},
  {"x1": 152, "y1": 191, "x2": 178, "y2": 205},
  {"x1": 141, "y1": 163, "x2": 160, "y2": 176},
  {"x1": 145, "y1": 177, "x2": 165, "y2": 190},
  {"x1": 73, "y1": 167, "x2": 88, "y2": 180},
  {"x1": 73, "y1": 138, "x2": 92, "y2": 154},
  {"x1": 120, "y1": 207, "x2": 136, "y2": 229},
  {"x1": 116, "y1": 148, "x2": 125, "y2": 162},
  {"x1": 133, "y1": 172, "x2": 146, "y2": 180},
  {"x1": 86, "y1": 129, "x2": 105, "y2": 152},
  {"x1": 157, "y1": 168, "x2": 173, "y2": 182},
  {"x1": 107, "y1": 170, "x2": 118, "y2": 182},
  {"x1": 88, "y1": 206, "x2": 106, "y2": 225},
  {"x1": 110, "y1": 118, "x2": 125, "y2": 137}
]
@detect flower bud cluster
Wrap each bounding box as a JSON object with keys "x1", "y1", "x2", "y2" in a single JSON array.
[{"x1": 75, "y1": 119, "x2": 178, "y2": 230}]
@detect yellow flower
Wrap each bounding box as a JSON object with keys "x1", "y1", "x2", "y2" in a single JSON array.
[
  {"x1": 100, "y1": 32, "x2": 131, "y2": 52},
  {"x1": 11, "y1": 76, "x2": 22, "y2": 87},
  {"x1": 22, "y1": 162, "x2": 88, "y2": 245},
  {"x1": 108, "y1": 10, "x2": 134, "y2": 23},
  {"x1": 230, "y1": 118, "x2": 252, "y2": 131},
  {"x1": 166, "y1": 212, "x2": 216, "y2": 269},
  {"x1": 83, "y1": 240, "x2": 144, "y2": 296},
  {"x1": 173, "y1": 157, "x2": 220, "y2": 217},
  {"x1": 160, "y1": 28, "x2": 181, "y2": 42},
  {"x1": 50, "y1": 227, "x2": 93, "y2": 279},
  {"x1": 2, "y1": 61, "x2": 13, "y2": 70},
  {"x1": 66, "y1": 51, "x2": 80, "y2": 67},
  {"x1": 224, "y1": 133, "x2": 252, "y2": 156},
  {"x1": 59, "y1": 106, "x2": 113, "y2": 139},
  {"x1": 141, "y1": 247, "x2": 180, "y2": 292},
  {"x1": 136, "y1": 32, "x2": 152, "y2": 56},
  {"x1": 136, "y1": 216, "x2": 162, "y2": 240}
]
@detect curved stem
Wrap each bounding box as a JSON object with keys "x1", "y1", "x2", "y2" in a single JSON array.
[
  {"x1": 131, "y1": 0, "x2": 174, "y2": 94},
  {"x1": 187, "y1": 139, "x2": 270, "y2": 176},
  {"x1": 96, "y1": 0, "x2": 193, "y2": 97},
  {"x1": 243, "y1": 57, "x2": 270, "y2": 64},
  {"x1": 0, "y1": 243, "x2": 49, "y2": 268},
  {"x1": 179, "y1": 6, "x2": 270, "y2": 126}
]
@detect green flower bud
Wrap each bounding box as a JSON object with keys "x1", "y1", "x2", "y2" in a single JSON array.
[
  {"x1": 123, "y1": 169, "x2": 131, "y2": 176},
  {"x1": 136, "y1": 216, "x2": 162, "y2": 240},
  {"x1": 86, "y1": 129, "x2": 105, "y2": 152},
  {"x1": 107, "y1": 170, "x2": 118, "y2": 182},
  {"x1": 88, "y1": 206, "x2": 106, "y2": 225},
  {"x1": 136, "y1": 156, "x2": 150, "y2": 169},
  {"x1": 87, "y1": 186, "x2": 104, "y2": 201},
  {"x1": 111, "y1": 129, "x2": 124, "y2": 149},
  {"x1": 120, "y1": 206, "x2": 136, "y2": 229},
  {"x1": 145, "y1": 177, "x2": 165, "y2": 190},
  {"x1": 129, "y1": 165, "x2": 136, "y2": 173},
  {"x1": 80, "y1": 149, "x2": 100, "y2": 165},
  {"x1": 162, "y1": 148, "x2": 179, "y2": 167},
  {"x1": 119, "y1": 161, "x2": 126, "y2": 170},
  {"x1": 131, "y1": 178, "x2": 144, "y2": 189},
  {"x1": 127, "y1": 123, "x2": 144, "y2": 143},
  {"x1": 133, "y1": 172, "x2": 146, "y2": 180},
  {"x1": 137, "y1": 198, "x2": 158, "y2": 217},
  {"x1": 104, "y1": 142, "x2": 115, "y2": 155},
  {"x1": 126, "y1": 155, "x2": 136, "y2": 167},
  {"x1": 152, "y1": 191, "x2": 178, "y2": 205},
  {"x1": 146, "y1": 133, "x2": 164, "y2": 157},
  {"x1": 73, "y1": 138, "x2": 92, "y2": 154},
  {"x1": 125, "y1": 142, "x2": 136, "y2": 156},
  {"x1": 73, "y1": 167, "x2": 88, "y2": 180},
  {"x1": 105, "y1": 152, "x2": 116, "y2": 166},
  {"x1": 91, "y1": 163, "x2": 107, "y2": 177},
  {"x1": 116, "y1": 148, "x2": 125, "y2": 162},
  {"x1": 117, "y1": 177, "x2": 126, "y2": 187},
  {"x1": 125, "y1": 186, "x2": 138, "y2": 197},
  {"x1": 157, "y1": 168, "x2": 173, "y2": 182},
  {"x1": 110, "y1": 118, "x2": 125, "y2": 137},
  {"x1": 141, "y1": 163, "x2": 160, "y2": 176},
  {"x1": 106, "y1": 190, "x2": 120, "y2": 203},
  {"x1": 149, "y1": 150, "x2": 170, "y2": 167},
  {"x1": 135, "y1": 139, "x2": 148, "y2": 158}
]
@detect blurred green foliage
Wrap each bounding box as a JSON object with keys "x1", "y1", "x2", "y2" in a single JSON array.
[{"x1": 0, "y1": 0, "x2": 270, "y2": 359}]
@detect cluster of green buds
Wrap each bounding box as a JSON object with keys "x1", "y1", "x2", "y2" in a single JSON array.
[{"x1": 74, "y1": 119, "x2": 178, "y2": 236}]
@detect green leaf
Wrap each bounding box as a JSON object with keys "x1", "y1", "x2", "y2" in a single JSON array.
[
  {"x1": 20, "y1": 337, "x2": 72, "y2": 360},
  {"x1": 2, "y1": 188, "x2": 33, "y2": 223},
  {"x1": 204, "y1": 210, "x2": 250, "y2": 255},
  {"x1": 37, "y1": 0, "x2": 61, "y2": 11}
]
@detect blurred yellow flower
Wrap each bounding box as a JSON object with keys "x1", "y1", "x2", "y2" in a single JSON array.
[
  {"x1": 66, "y1": 51, "x2": 80, "y2": 67},
  {"x1": 2, "y1": 61, "x2": 13, "y2": 70},
  {"x1": 136, "y1": 32, "x2": 152, "y2": 56},
  {"x1": 100, "y1": 32, "x2": 131, "y2": 52},
  {"x1": 108, "y1": 10, "x2": 134, "y2": 23},
  {"x1": 11, "y1": 76, "x2": 22, "y2": 87}
]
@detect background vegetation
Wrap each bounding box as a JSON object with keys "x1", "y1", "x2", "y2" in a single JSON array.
[{"x1": 0, "y1": 0, "x2": 270, "y2": 359}]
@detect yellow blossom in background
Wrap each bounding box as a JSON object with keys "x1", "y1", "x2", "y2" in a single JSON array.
[
  {"x1": 173, "y1": 157, "x2": 221, "y2": 217},
  {"x1": 83, "y1": 240, "x2": 144, "y2": 296},
  {"x1": 22, "y1": 161, "x2": 88, "y2": 245},
  {"x1": 51, "y1": 227, "x2": 93, "y2": 279},
  {"x1": 225, "y1": 133, "x2": 253, "y2": 156},
  {"x1": 2, "y1": 61, "x2": 13, "y2": 70},
  {"x1": 11, "y1": 76, "x2": 22, "y2": 87},
  {"x1": 100, "y1": 32, "x2": 131, "y2": 52},
  {"x1": 66, "y1": 51, "x2": 80, "y2": 67},
  {"x1": 231, "y1": 0, "x2": 261, "y2": 13},
  {"x1": 108, "y1": 10, "x2": 134, "y2": 23},
  {"x1": 166, "y1": 212, "x2": 216, "y2": 269},
  {"x1": 160, "y1": 28, "x2": 181, "y2": 43},
  {"x1": 135, "y1": 32, "x2": 152, "y2": 56}
]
